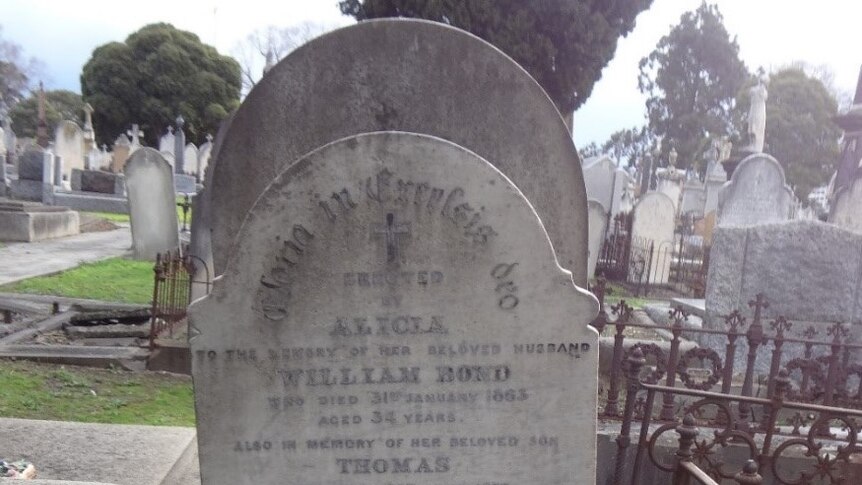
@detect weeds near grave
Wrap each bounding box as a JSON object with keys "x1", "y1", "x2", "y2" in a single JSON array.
[
  {"x1": 0, "y1": 257, "x2": 154, "y2": 304},
  {"x1": 82, "y1": 211, "x2": 130, "y2": 224},
  {"x1": 0, "y1": 361, "x2": 194, "y2": 426}
]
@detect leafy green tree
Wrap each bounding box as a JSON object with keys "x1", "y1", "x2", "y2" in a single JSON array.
[
  {"x1": 638, "y1": 2, "x2": 748, "y2": 171},
  {"x1": 81, "y1": 23, "x2": 241, "y2": 146},
  {"x1": 737, "y1": 67, "x2": 840, "y2": 199},
  {"x1": 599, "y1": 125, "x2": 655, "y2": 168},
  {"x1": 9, "y1": 90, "x2": 84, "y2": 138},
  {"x1": 338, "y1": 0, "x2": 654, "y2": 122}
]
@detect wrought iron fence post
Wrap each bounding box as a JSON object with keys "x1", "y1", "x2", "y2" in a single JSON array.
[
  {"x1": 739, "y1": 294, "x2": 767, "y2": 432},
  {"x1": 824, "y1": 322, "x2": 848, "y2": 407},
  {"x1": 612, "y1": 348, "x2": 645, "y2": 485},
  {"x1": 672, "y1": 414, "x2": 699, "y2": 485},
  {"x1": 605, "y1": 301, "x2": 631, "y2": 417},
  {"x1": 149, "y1": 253, "x2": 164, "y2": 351},
  {"x1": 763, "y1": 317, "x2": 790, "y2": 429},
  {"x1": 643, "y1": 240, "x2": 655, "y2": 297},
  {"x1": 733, "y1": 460, "x2": 763, "y2": 485},
  {"x1": 660, "y1": 307, "x2": 687, "y2": 421},
  {"x1": 722, "y1": 311, "x2": 746, "y2": 394}
]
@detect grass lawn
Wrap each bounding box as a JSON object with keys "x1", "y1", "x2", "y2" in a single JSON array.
[
  {"x1": 602, "y1": 282, "x2": 650, "y2": 309},
  {"x1": 82, "y1": 211, "x2": 130, "y2": 223},
  {"x1": 0, "y1": 257, "x2": 154, "y2": 304},
  {"x1": 0, "y1": 361, "x2": 194, "y2": 426}
]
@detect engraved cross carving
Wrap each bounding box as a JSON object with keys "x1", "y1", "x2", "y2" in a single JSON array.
[{"x1": 373, "y1": 213, "x2": 410, "y2": 264}]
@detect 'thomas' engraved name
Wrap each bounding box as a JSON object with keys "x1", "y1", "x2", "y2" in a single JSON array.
[{"x1": 276, "y1": 365, "x2": 511, "y2": 388}]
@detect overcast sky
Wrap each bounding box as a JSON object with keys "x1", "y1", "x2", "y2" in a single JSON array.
[{"x1": 2, "y1": 0, "x2": 861, "y2": 148}]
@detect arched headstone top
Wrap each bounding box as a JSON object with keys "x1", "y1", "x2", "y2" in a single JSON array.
[{"x1": 210, "y1": 18, "x2": 588, "y2": 284}]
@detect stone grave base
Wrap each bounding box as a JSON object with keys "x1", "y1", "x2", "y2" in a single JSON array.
[
  {"x1": 0, "y1": 480, "x2": 118, "y2": 484},
  {"x1": 52, "y1": 191, "x2": 128, "y2": 214},
  {"x1": 9, "y1": 179, "x2": 46, "y2": 202},
  {"x1": 70, "y1": 169, "x2": 125, "y2": 195},
  {"x1": 0, "y1": 199, "x2": 79, "y2": 242},
  {"x1": 0, "y1": 418, "x2": 198, "y2": 485}
]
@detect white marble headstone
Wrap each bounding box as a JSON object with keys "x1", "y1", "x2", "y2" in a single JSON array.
[
  {"x1": 630, "y1": 192, "x2": 676, "y2": 285},
  {"x1": 53, "y1": 120, "x2": 84, "y2": 180},
  {"x1": 124, "y1": 148, "x2": 179, "y2": 260},
  {"x1": 190, "y1": 132, "x2": 599, "y2": 485},
  {"x1": 717, "y1": 154, "x2": 792, "y2": 227}
]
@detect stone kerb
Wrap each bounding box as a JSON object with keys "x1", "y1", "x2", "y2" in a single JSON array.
[
  {"x1": 717, "y1": 153, "x2": 793, "y2": 227},
  {"x1": 190, "y1": 132, "x2": 599, "y2": 484},
  {"x1": 830, "y1": 176, "x2": 862, "y2": 233},
  {"x1": 124, "y1": 148, "x2": 179, "y2": 260},
  {"x1": 208, "y1": 19, "x2": 588, "y2": 285}
]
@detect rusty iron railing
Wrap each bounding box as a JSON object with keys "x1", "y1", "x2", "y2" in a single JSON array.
[
  {"x1": 596, "y1": 212, "x2": 710, "y2": 297},
  {"x1": 597, "y1": 212, "x2": 634, "y2": 280},
  {"x1": 149, "y1": 247, "x2": 211, "y2": 350},
  {"x1": 591, "y1": 280, "x2": 862, "y2": 484}
]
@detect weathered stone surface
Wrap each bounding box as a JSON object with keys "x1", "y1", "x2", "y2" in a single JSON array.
[
  {"x1": 70, "y1": 169, "x2": 124, "y2": 195},
  {"x1": 706, "y1": 221, "x2": 862, "y2": 325},
  {"x1": 54, "y1": 120, "x2": 85, "y2": 180},
  {"x1": 124, "y1": 148, "x2": 178, "y2": 260},
  {"x1": 190, "y1": 132, "x2": 599, "y2": 484},
  {"x1": 17, "y1": 149, "x2": 49, "y2": 181},
  {"x1": 0, "y1": 206, "x2": 79, "y2": 242},
  {"x1": 583, "y1": 155, "x2": 632, "y2": 218},
  {"x1": 0, "y1": 417, "x2": 194, "y2": 485},
  {"x1": 629, "y1": 192, "x2": 675, "y2": 285},
  {"x1": 717, "y1": 153, "x2": 793, "y2": 227},
  {"x1": 587, "y1": 199, "x2": 607, "y2": 278},
  {"x1": 830, "y1": 176, "x2": 862, "y2": 233},
  {"x1": 209, "y1": 20, "x2": 588, "y2": 284},
  {"x1": 174, "y1": 173, "x2": 196, "y2": 194}
]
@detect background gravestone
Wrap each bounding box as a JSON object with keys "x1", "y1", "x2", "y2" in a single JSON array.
[
  {"x1": 587, "y1": 199, "x2": 608, "y2": 279},
  {"x1": 830, "y1": 177, "x2": 862, "y2": 233},
  {"x1": 629, "y1": 192, "x2": 675, "y2": 285},
  {"x1": 190, "y1": 132, "x2": 599, "y2": 485},
  {"x1": 582, "y1": 155, "x2": 632, "y2": 221},
  {"x1": 124, "y1": 148, "x2": 179, "y2": 260},
  {"x1": 53, "y1": 120, "x2": 84, "y2": 180},
  {"x1": 208, "y1": 19, "x2": 589, "y2": 285},
  {"x1": 717, "y1": 153, "x2": 793, "y2": 227}
]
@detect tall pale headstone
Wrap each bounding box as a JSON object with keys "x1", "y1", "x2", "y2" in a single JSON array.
[
  {"x1": 582, "y1": 155, "x2": 631, "y2": 218},
  {"x1": 629, "y1": 192, "x2": 676, "y2": 285},
  {"x1": 208, "y1": 20, "x2": 589, "y2": 285},
  {"x1": 190, "y1": 132, "x2": 599, "y2": 484},
  {"x1": 53, "y1": 121, "x2": 85, "y2": 180},
  {"x1": 717, "y1": 154, "x2": 792, "y2": 227},
  {"x1": 124, "y1": 148, "x2": 179, "y2": 260},
  {"x1": 830, "y1": 177, "x2": 862, "y2": 233},
  {"x1": 159, "y1": 126, "x2": 176, "y2": 157},
  {"x1": 111, "y1": 134, "x2": 132, "y2": 173},
  {"x1": 587, "y1": 199, "x2": 608, "y2": 278},
  {"x1": 184, "y1": 143, "x2": 199, "y2": 178}
]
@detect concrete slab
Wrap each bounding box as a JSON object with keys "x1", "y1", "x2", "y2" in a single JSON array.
[
  {"x1": 0, "y1": 481, "x2": 118, "y2": 485},
  {"x1": 0, "y1": 345, "x2": 148, "y2": 369},
  {"x1": 0, "y1": 418, "x2": 196, "y2": 485},
  {"x1": 671, "y1": 297, "x2": 706, "y2": 317},
  {"x1": 0, "y1": 227, "x2": 131, "y2": 286}
]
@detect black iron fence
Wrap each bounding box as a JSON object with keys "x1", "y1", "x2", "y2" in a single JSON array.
[
  {"x1": 591, "y1": 281, "x2": 862, "y2": 484},
  {"x1": 596, "y1": 212, "x2": 710, "y2": 296}
]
